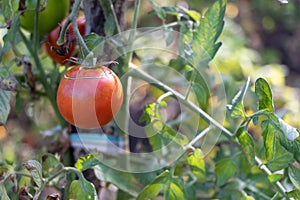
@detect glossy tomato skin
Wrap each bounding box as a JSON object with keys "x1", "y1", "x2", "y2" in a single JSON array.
[
  {"x1": 20, "y1": 0, "x2": 70, "y2": 35},
  {"x1": 57, "y1": 66, "x2": 123, "y2": 129},
  {"x1": 44, "y1": 17, "x2": 85, "y2": 64}
]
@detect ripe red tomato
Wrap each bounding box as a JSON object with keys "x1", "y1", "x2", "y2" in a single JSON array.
[
  {"x1": 56, "y1": 66, "x2": 123, "y2": 129},
  {"x1": 44, "y1": 16, "x2": 86, "y2": 64},
  {"x1": 20, "y1": 0, "x2": 70, "y2": 35}
]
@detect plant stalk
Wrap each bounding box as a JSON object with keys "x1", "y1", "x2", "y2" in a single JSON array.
[
  {"x1": 19, "y1": 30, "x2": 66, "y2": 126},
  {"x1": 56, "y1": 0, "x2": 90, "y2": 57}
]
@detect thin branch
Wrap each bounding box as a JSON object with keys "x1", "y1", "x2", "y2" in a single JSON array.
[
  {"x1": 126, "y1": 0, "x2": 141, "y2": 64},
  {"x1": 184, "y1": 126, "x2": 212, "y2": 151},
  {"x1": 157, "y1": 91, "x2": 172, "y2": 103},
  {"x1": 2, "y1": 172, "x2": 31, "y2": 183},
  {"x1": 255, "y1": 156, "x2": 287, "y2": 196},
  {"x1": 128, "y1": 63, "x2": 234, "y2": 137},
  {"x1": 33, "y1": 0, "x2": 40, "y2": 52}
]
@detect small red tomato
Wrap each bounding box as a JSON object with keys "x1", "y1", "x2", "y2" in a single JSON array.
[
  {"x1": 44, "y1": 16, "x2": 85, "y2": 64},
  {"x1": 56, "y1": 66, "x2": 123, "y2": 129}
]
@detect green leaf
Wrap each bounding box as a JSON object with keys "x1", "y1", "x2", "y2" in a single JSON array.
[
  {"x1": 0, "y1": 89, "x2": 11, "y2": 124},
  {"x1": 2, "y1": 0, "x2": 19, "y2": 23},
  {"x1": 161, "y1": 125, "x2": 189, "y2": 146},
  {"x1": 287, "y1": 189, "x2": 300, "y2": 199},
  {"x1": 215, "y1": 158, "x2": 236, "y2": 186},
  {"x1": 165, "y1": 177, "x2": 186, "y2": 200},
  {"x1": 187, "y1": 149, "x2": 206, "y2": 181},
  {"x1": 94, "y1": 164, "x2": 144, "y2": 197},
  {"x1": 142, "y1": 103, "x2": 188, "y2": 148},
  {"x1": 160, "y1": 6, "x2": 180, "y2": 17},
  {"x1": 192, "y1": 82, "x2": 209, "y2": 109},
  {"x1": 148, "y1": 0, "x2": 166, "y2": 21},
  {"x1": 266, "y1": 142, "x2": 294, "y2": 171},
  {"x1": 42, "y1": 153, "x2": 62, "y2": 178},
  {"x1": 23, "y1": 160, "x2": 43, "y2": 188},
  {"x1": 84, "y1": 33, "x2": 104, "y2": 52},
  {"x1": 278, "y1": 117, "x2": 299, "y2": 141},
  {"x1": 262, "y1": 122, "x2": 276, "y2": 161},
  {"x1": 236, "y1": 127, "x2": 255, "y2": 165},
  {"x1": 180, "y1": 7, "x2": 201, "y2": 22},
  {"x1": 267, "y1": 174, "x2": 283, "y2": 183},
  {"x1": 191, "y1": 0, "x2": 226, "y2": 68},
  {"x1": 69, "y1": 179, "x2": 97, "y2": 200},
  {"x1": 184, "y1": 185, "x2": 196, "y2": 200},
  {"x1": 75, "y1": 154, "x2": 102, "y2": 172},
  {"x1": 0, "y1": 183, "x2": 10, "y2": 200},
  {"x1": 227, "y1": 78, "x2": 250, "y2": 118},
  {"x1": 288, "y1": 165, "x2": 300, "y2": 189},
  {"x1": 255, "y1": 78, "x2": 274, "y2": 112},
  {"x1": 104, "y1": 14, "x2": 116, "y2": 36},
  {"x1": 137, "y1": 170, "x2": 170, "y2": 200},
  {"x1": 147, "y1": 129, "x2": 164, "y2": 151}
]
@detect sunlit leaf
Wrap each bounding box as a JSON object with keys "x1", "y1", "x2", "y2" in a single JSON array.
[
  {"x1": 215, "y1": 158, "x2": 236, "y2": 186},
  {"x1": 288, "y1": 165, "x2": 300, "y2": 189},
  {"x1": 262, "y1": 122, "x2": 276, "y2": 161},
  {"x1": 191, "y1": 0, "x2": 226, "y2": 68},
  {"x1": 236, "y1": 127, "x2": 255, "y2": 165},
  {"x1": 226, "y1": 77, "x2": 250, "y2": 118},
  {"x1": 165, "y1": 177, "x2": 186, "y2": 200},
  {"x1": 23, "y1": 160, "x2": 43, "y2": 188},
  {"x1": 267, "y1": 174, "x2": 283, "y2": 183},
  {"x1": 187, "y1": 149, "x2": 205, "y2": 181},
  {"x1": 255, "y1": 78, "x2": 274, "y2": 112},
  {"x1": 75, "y1": 154, "x2": 102, "y2": 172},
  {"x1": 180, "y1": 7, "x2": 201, "y2": 22},
  {"x1": 137, "y1": 170, "x2": 170, "y2": 200},
  {"x1": 69, "y1": 179, "x2": 97, "y2": 200}
]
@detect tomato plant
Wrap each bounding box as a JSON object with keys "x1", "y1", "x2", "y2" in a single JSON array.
[
  {"x1": 44, "y1": 16, "x2": 86, "y2": 64},
  {"x1": 2, "y1": 0, "x2": 300, "y2": 199},
  {"x1": 20, "y1": 0, "x2": 70, "y2": 35},
  {"x1": 56, "y1": 65, "x2": 123, "y2": 129}
]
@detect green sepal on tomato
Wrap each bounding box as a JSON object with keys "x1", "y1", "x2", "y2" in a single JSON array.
[
  {"x1": 20, "y1": 0, "x2": 70, "y2": 35},
  {"x1": 56, "y1": 65, "x2": 123, "y2": 129},
  {"x1": 44, "y1": 16, "x2": 86, "y2": 64}
]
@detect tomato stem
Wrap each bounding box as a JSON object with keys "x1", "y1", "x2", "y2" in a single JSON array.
[
  {"x1": 33, "y1": 0, "x2": 40, "y2": 52},
  {"x1": 125, "y1": 0, "x2": 141, "y2": 67},
  {"x1": 57, "y1": 0, "x2": 91, "y2": 57},
  {"x1": 99, "y1": 0, "x2": 122, "y2": 35},
  {"x1": 19, "y1": 29, "x2": 67, "y2": 127}
]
